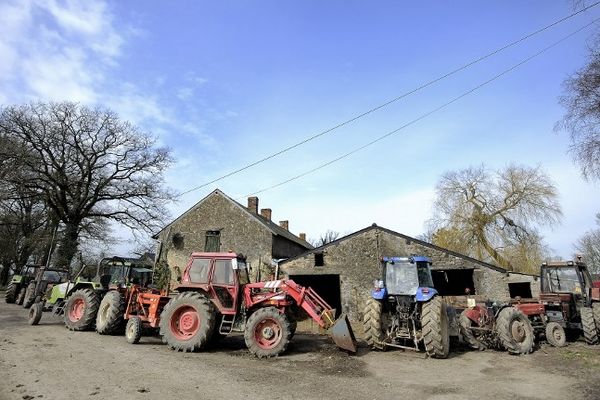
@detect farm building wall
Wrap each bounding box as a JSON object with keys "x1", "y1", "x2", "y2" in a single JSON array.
[{"x1": 280, "y1": 226, "x2": 539, "y2": 329}]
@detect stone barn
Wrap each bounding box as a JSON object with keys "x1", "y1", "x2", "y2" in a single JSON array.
[
  {"x1": 154, "y1": 189, "x2": 312, "y2": 283},
  {"x1": 279, "y1": 224, "x2": 539, "y2": 327}
]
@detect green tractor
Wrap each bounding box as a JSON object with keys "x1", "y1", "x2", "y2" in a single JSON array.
[
  {"x1": 28, "y1": 256, "x2": 153, "y2": 331},
  {"x1": 22, "y1": 268, "x2": 69, "y2": 309},
  {"x1": 5, "y1": 265, "x2": 41, "y2": 305}
]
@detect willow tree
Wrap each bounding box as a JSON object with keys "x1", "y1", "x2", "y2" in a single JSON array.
[
  {"x1": 429, "y1": 164, "x2": 561, "y2": 271},
  {"x1": 0, "y1": 102, "x2": 173, "y2": 267}
]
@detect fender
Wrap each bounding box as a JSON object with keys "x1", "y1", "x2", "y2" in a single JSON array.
[
  {"x1": 371, "y1": 288, "x2": 387, "y2": 300},
  {"x1": 415, "y1": 287, "x2": 438, "y2": 302},
  {"x1": 464, "y1": 305, "x2": 486, "y2": 324}
]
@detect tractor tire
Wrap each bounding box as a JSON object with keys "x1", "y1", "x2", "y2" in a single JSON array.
[
  {"x1": 495, "y1": 307, "x2": 535, "y2": 354},
  {"x1": 23, "y1": 282, "x2": 36, "y2": 309},
  {"x1": 64, "y1": 289, "x2": 100, "y2": 331},
  {"x1": 421, "y1": 296, "x2": 450, "y2": 359},
  {"x1": 581, "y1": 306, "x2": 599, "y2": 345},
  {"x1": 28, "y1": 302, "x2": 43, "y2": 325},
  {"x1": 244, "y1": 307, "x2": 291, "y2": 358},
  {"x1": 159, "y1": 292, "x2": 216, "y2": 352},
  {"x1": 458, "y1": 310, "x2": 486, "y2": 350},
  {"x1": 545, "y1": 322, "x2": 567, "y2": 347},
  {"x1": 96, "y1": 291, "x2": 125, "y2": 335},
  {"x1": 126, "y1": 317, "x2": 142, "y2": 344},
  {"x1": 16, "y1": 287, "x2": 26, "y2": 305},
  {"x1": 592, "y1": 303, "x2": 600, "y2": 337},
  {"x1": 363, "y1": 297, "x2": 386, "y2": 350},
  {"x1": 5, "y1": 284, "x2": 17, "y2": 303}
]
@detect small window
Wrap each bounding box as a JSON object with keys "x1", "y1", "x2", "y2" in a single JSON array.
[
  {"x1": 213, "y1": 259, "x2": 235, "y2": 285},
  {"x1": 172, "y1": 233, "x2": 184, "y2": 249},
  {"x1": 315, "y1": 252, "x2": 324, "y2": 267},
  {"x1": 189, "y1": 258, "x2": 211, "y2": 283},
  {"x1": 205, "y1": 231, "x2": 221, "y2": 252}
]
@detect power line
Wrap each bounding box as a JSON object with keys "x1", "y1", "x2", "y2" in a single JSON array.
[
  {"x1": 241, "y1": 18, "x2": 599, "y2": 199},
  {"x1": 179, "y1": 2, "x2": 600, "y2": 197}
]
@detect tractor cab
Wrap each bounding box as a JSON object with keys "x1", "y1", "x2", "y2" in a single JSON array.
[
  {"x1": 179, "y1": 252, "x2": 249, "y2": 314},
  {"x1": 373, "y1": 256, "x2": 437, "y2": 301},
  {"x1": 96, "y1": 257, "x2": 153, "y2": 289},
  {"x1": 540, "y1": 261, "x2": 595, "y2": 305}
]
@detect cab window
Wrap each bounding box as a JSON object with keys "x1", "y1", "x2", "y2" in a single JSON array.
[
  {"x1": 189, "y1": 258, "x2": 210, "y2": 283},
  {"x1": 212, "y1": 260, "x2": 235, "y2": 285}
]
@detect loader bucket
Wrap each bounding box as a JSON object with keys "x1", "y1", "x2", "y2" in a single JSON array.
[{"x1": 330, "y1": 313, "x2": 357, "y2": 353}]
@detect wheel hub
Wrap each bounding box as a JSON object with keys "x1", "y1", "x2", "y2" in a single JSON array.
[
  {"x1": 262, "y1": 326, "x2": 275, "y2": 340},
  {"x1": 69, "y1": 298, "x2": 85, "y2": 322},
  {"x1": 511, "y1": 321, "x2": 526, "y2": 342},
  {"x1": 170, "y1": 306, "x2": 200, "y2": 340}
]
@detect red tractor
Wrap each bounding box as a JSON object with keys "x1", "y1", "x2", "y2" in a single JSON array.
[{"x1": 125, "y1": 252, "x2": 356, "y2": 358}]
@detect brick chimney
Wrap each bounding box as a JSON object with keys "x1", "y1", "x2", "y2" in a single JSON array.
[
  {"x1": 247, "y1": 196, "x2": 258, "y2": 214},
  {"x1": 260, "y1": 208, "x2": 272, "y2": 221},
  {"x1": 299, "y1": 233, "x2": 306, "y2": 241},
  {"x1": 279, "y1": 220, "x2": 289, "y2": 231}
]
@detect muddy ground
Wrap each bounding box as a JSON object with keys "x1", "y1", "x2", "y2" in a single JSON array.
[{"x1": 1, "y1": 296, "x2": 599, "y2": 400}]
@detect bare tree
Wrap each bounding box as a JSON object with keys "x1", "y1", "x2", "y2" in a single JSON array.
[
  {"x1": 0, "y1": 102, "x2": 174, "y2": 267},
  {"x1": 429, "y1": 164, "x2": 561, "y2": 271},
  {"x1": 575, "y1": 213, "x2": 600, "y2": 275},
  {"x1": 557, "y1": 37, "x2": 600, "y2": 181},
  {"x1": 310, "y1": 230, "x2": 341, "y2": 247}
]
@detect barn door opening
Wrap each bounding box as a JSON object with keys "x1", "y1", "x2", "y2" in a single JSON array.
[
  {"x1": 288, "y1": 274, "x2": 342, "y2": 317},
  {"x1": 508, "y1": 282, "x2": 533, "y2": 298},
  {"x1": 431, "y1": 269, "x2": 475, "y2": 296}
]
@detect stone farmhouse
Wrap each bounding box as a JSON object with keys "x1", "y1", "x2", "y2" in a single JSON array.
[
  {"x1": 153, "y1": 189, "x2": 312, "y2": 283},
  {"x1": 279, "y1": 224, "x2": 539, "y2": 326}
]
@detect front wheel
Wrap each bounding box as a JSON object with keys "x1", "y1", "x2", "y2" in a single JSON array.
[
  {"x1": 28, "y1": 302, "x2": 43, "y2": 325},
  {"x1": 495, "y1": 307, "x2": 534, "y2": 354},
  {"x1": 545, "y1": 322, "x2": 567, "y2": 347},
  {"x1": 244, "y1": 307, "x2": 291, "y2": 358},
  {"x1": 421, "y1": 296, "x2": 450, "y2": 358},
  {"x1": 126, "y1": 317, "x2": 142, "y2": 344}
]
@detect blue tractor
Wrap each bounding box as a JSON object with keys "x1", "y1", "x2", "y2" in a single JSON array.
[{"x1": 363, "y1": 256, "x2": 450, "y2": 358}]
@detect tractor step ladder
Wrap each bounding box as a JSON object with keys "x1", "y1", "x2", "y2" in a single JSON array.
[{"x1": 219, "y1": 314, "x2": 235, "y2": 335}]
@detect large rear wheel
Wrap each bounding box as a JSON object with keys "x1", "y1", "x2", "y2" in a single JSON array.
[
  {"x1": 581, "y1": 306, "x2": 599, "y2": 345},
  {"x1": 4, "y1": 284, "x2": 17, "y2": 303},
  {"x1": 159, "y1": 292, "x2": 216, "y2": 352},
  {"x1": 23, "y1": 282, "x2": 36, "y2": 309},
  {"x1": 96, "y1": 291, "x2": 125, "y2": 335},
  {"x1": 421, "y1": 296, "x2": 450, "y2": 358},
  {"x1": 64, "y1": 289, "x2": 100, "y2": 331},
  {"x1": 592, "y1": 303, "x2": 600, "y2": 337},
  {"x1": 363, "y1": 297, "x2": 386, "y2": 350},
  {"x1": 244, "y1": 307, "x2": 291, "y2": 358},
  {"x1": 495, "y1": 307, "x2": 534, "y2": 354}
]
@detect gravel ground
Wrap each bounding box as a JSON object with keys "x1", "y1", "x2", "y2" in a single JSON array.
[{"x1": 1, "y1": 294, "x2": 599, "y2": 400}]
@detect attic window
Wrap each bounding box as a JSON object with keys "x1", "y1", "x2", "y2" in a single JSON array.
[
  {"x1": 205, "y1": 230, "x2": 221, "y2": 252},
  {"x1": 314, "y1": 252, "x2": 324, "y2": 267},
  {"x1": 172, "y1": 233, "x2": 184, "y2": 250}
]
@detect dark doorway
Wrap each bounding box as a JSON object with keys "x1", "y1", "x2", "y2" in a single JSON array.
[
  {"x1": 288, "y1": 274, "x2": 342, "y2": 317},
  {"x1": 431, "y1": 269, "x2": 475, "y2": 296},
  {"x1": 508, "y1": 282, "x2": 533, "y2": 298}
]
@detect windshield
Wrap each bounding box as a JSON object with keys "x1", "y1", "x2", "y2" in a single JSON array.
[
  {"x1": 385, "y1": 261, "x2": 419, "y2": 295},
  {"x1": 42, "y1": 271, "x2": 63, "y2": 283},
  {"x1": 543, "y1": 267, "x2": 582, "y2": 294},
  {"x1": 107, "y1": 265, "x2": 128, "y2": 283}
]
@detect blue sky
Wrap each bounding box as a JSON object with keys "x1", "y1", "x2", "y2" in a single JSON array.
[{"x1": 1, "y1": 1, "x2": 599, "y2": 258}]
